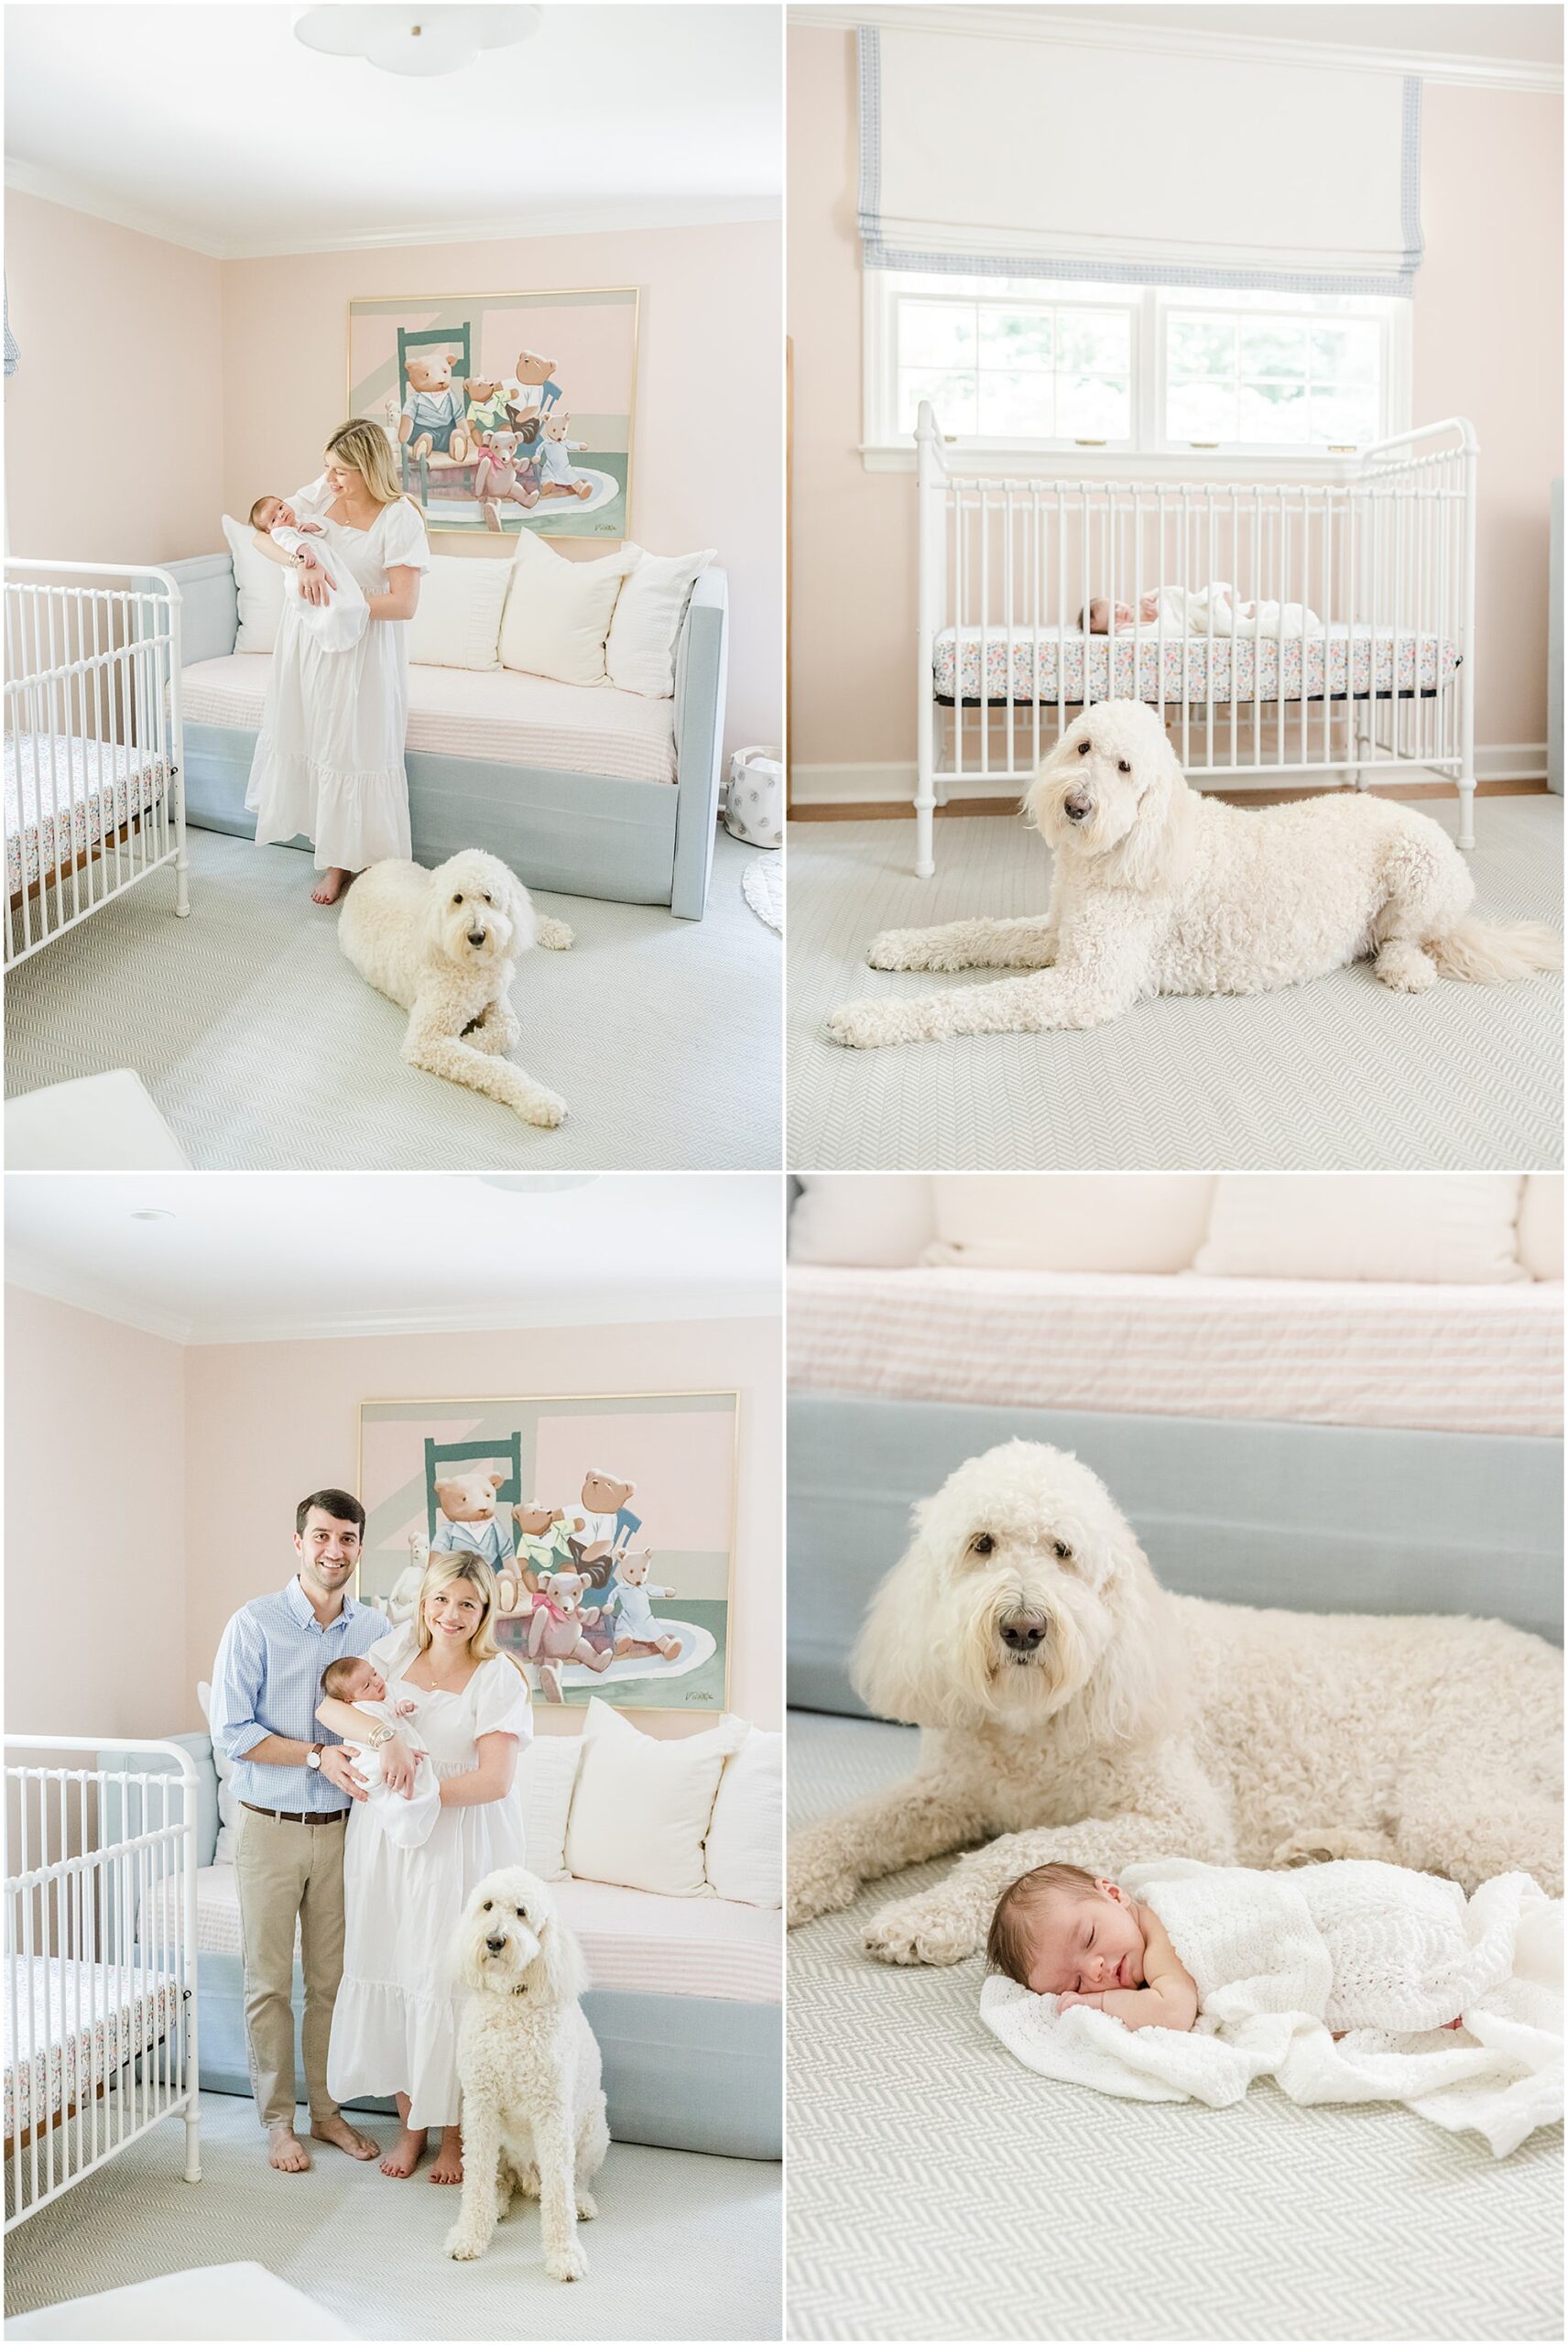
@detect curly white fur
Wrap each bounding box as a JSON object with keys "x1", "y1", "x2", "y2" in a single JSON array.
[
  {"x1": 338, "y1": 847, "x2": 574, "y2": 1125},
  {"x1": 788, "y1": 1441, "x2": 1563, "y2": 1966},
  {"x1": 443, "y1": 1866, "x2": 608, "y2": 2272},
  {"x1": 827, "y1": 704, "x2": 1561, "y2": 1048}
]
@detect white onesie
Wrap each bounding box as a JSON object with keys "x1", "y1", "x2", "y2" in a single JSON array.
[
  {"x1": 1148, "y1": 581, "x2": 1323, "y2": 637},
  {"x1": 271, "y1": 514, "x2": 368, "y2": 654},
  {"x1": 342, "y1": 1697, "x2": 441, "y2": 1849}
]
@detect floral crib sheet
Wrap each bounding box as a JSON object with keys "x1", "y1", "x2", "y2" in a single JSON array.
[
  {"x1": 933, "y1": 626, "x2": 1462, "y2": 708},
  {"x1": 5, "y1": 733, "x2": 169, "y2": 899},
  {"x1": 4, "y1": 1958, "x2": 183, "y2": 2138}
]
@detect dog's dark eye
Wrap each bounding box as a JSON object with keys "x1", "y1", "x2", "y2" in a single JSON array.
[
  {"x1": 970, "y1": 1532, "x2": 995, "y2": 1554},
  {"x1": 485, "y1": 892, "x2": 494, "y2": 904},
  {"x1": 452, "y1": 892, "x2": 463, "y2": 905},
  {"x1": 1117, "y1": 759, "x2": 1131, "y2": 774},
  {"x1": 482, "y1": 1899, "x2": 492, "y2": 1911},
  {"x1": 516, "y1": 1905, "x2": 527, "y2": 1918},
  {"x1": 1053, "y1": 1539, "x2": 1074, "y2": 1563},
  {"x1": 1076, "y1": 739, "x2": 1092, "y2": 757}
]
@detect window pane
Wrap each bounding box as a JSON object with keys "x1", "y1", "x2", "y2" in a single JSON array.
[
  {"x1": 1168, "y1": 316, "x2": 1234, "y2": 378},
  {"x1": 1167, "y1": 378, "x2": 1235, "y2": 442},
  {"x1": 898, "y1": 367, "x2": 977, "y2": 436},
  {"x1": 1239, "y1": 379, "x2": 1309, "y2": 442},
  {"x1": 1236, "y1": 322, "x2": 1308, "y2": 380},
  {"x1": 1311, "y1": 324, "x2": 1378, "y2": 386},
  {"x1": 1057, "y1": 311, "x2": 1129, "y2": 373},
  {"x1": 899, "y1": 300, "x2": 976, "y2": 371},
  {"x1": 1311, "y1": 387, "x2": 1379, "y2": 447},
  {"x1": 1057, "y1": 373, "x2": 1130, "y2": 439},
  {"x1": 978, "y1": 370, "x2": 1055, "y2": 436},
  {"x1": 976, "y1": 306, "x2": 1053, "y2": 370}
]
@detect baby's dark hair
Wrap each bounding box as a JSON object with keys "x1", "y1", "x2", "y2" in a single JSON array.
[
  {"x1": 248, "y1": 494, "x2": 279, "y2": 529},
  {"x1": 986, "y1": 1860, "x2": 1100, "y2": 1986},
  {"x1": 321, "y1": 1654, "x2": 370, "y2": 1699}
]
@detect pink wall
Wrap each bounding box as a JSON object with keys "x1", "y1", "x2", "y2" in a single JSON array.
[
  {"x1": 788, "y1": 26, "x2": 1563, "y2": 770},
  {"x1": 4, "y1": 1288, "x2": 188, "y2": 1741},
  {"x1": 3, "y1": 191, "x2": 225, "y2": 566}
]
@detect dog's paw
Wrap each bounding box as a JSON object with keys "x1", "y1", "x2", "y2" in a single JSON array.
[
  {"x1": 824, "y1": 998, "x2": 907, "y2": 1051},
  {"x1": 575, "y1": 2187, "x2": 598, "y2": 2221},
  {"x1": 546, "y1": 2241, "x2": 590, "y2": 2284},
  {"x1": 1374, "y1": 942, "x2": 1438, "y2": 993},
  {"x1": 867, "y1": 926, "x2": 943, "y2": 972},
  {"x1": 537, "y1": 918, "x2": 574, "y2": 952},
  {"x1": 516, "y1": 1084, "x2": 567, "y2": 1129},
  {"x1": 444, "y1": 2225, "x2": 487, "y2": 2263},
  {"x1": 788, "y1": 1828, "x2": 862, "y2": 1927},
  {"x1": 863, "y1": 1893, "x2": 977, "y2": 1967}
]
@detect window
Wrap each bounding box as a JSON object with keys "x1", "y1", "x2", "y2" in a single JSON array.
[{"x1": 867, "y1": 273, "x2": 1407, "y2": 463}]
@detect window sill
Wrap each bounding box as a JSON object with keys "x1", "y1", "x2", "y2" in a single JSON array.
[{"x1": 861, "y1": 442, "x2": 1366, "y2": 482}]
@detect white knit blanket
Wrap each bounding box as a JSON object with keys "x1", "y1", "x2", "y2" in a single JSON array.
[{"x1": 980, "y1": 1860, "x2": 1562, "y2": 2157}]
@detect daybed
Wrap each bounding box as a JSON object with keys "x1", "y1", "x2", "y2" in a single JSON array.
[{"x1": 163, "y1": 551, "x2": 728, "y2": 920}]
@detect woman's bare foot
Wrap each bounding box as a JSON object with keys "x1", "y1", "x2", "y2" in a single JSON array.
[
  {"x1": 429, "y1": 2126, "x2": 463, "y2": 2185},
  {"x1": 267, "y1": 2123, "x2": 311, "y2": 2173},
  {"x1": 380, "y1": 2125, "x2": 428, "y2": 2177},
  {"x1": 312, "y1": 2112, "x2": 378, "y2": 2161},
  {"x1": 311, "y1": 867, "x2": 353, "y2": 906}
]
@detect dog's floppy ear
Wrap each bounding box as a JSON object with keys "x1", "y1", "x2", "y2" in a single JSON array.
[
  {"x1": 530, "y1": 1908, "x2": 588, "y2": 2004},
  {"x1": 451, "y1": 1884, "x2": 496, "y2": 1993},
  {"x1": 501, "y1": 865, "x2": 537, "y2": 954},
  {"x1": 1112, "y1": 727, "x2": 1198, "y2": 894},
  {"x1": 1022, "y1": 721, "x2": 1083, "y2": 842}
]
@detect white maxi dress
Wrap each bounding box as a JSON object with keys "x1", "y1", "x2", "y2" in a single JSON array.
[
  {"x1": 245, "y1": 485, "x2": 430, "y2": 873},
  {"x1": 327, "y1": 1628, "x2": 532, "y2": 2129}
]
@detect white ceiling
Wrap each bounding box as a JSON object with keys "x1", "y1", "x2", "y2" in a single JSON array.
[
  {"x1": 4, "y1": 1173, "x2": 783, "y2": 1343},
  {"x1": 3, "y1": 3, "x2": 784, "y2": 258}
]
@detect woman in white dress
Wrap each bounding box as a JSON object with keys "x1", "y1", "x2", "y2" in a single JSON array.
[
  {"x1": 245, "y1": 417, "x2": 430, "y2": 906},
  {"x1": 321, "y1": 1549, "x2": 531, "y2": 2183}
]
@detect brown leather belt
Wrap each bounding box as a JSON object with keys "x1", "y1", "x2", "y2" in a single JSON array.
[{"x1": 241, "y1": 1802, "x2": 345, "y2": 1826}]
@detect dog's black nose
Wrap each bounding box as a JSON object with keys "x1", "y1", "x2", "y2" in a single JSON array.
[
  {"x1": 467, "y1": 928, "x2": 486, "y2": 946},
  {"x1": 1063, "y1": 793, "x2": 1092, "y2": 823},
  {"x1": 485, "y1": 1936, "x2": 506, "y2": 1956},
  {"x1": 999, "y1": 1613, "x2": 1048, "y2": 1652}
]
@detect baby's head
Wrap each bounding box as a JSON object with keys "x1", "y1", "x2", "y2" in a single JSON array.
[
  {"x1": 249, "y1": 494, "x2": 295, "y2": 532},
  {"x1": 1080, "y1": 597, "x2": 1131, "y2": 635},
  {"x1": 321, "y1": 1654, "x2": 384, "y2": 1705},
  {"x1": 986, "y1": 1861, "x2": 1147, "y2": 1996}
]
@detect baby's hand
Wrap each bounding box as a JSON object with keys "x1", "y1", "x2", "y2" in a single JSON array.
[
  {"x1": 394, "y1": 1697, "x2": 419, "y2": 1718},
  {"x1": 1057, "y1": 1991, "x2": 1105, "y2": 2012}
]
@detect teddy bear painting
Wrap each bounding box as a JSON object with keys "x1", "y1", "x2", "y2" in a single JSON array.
[
  {"x1": 432, "y1": 1469, "x2": 521, "y2": 1611},
  {"x1": 536, "y1": 409, "x2": 594, "y2": 501},
  {"x1": 398, "y1": 349, "x2": 471, "y2": 465},
  {"x1": 528, "y1": 1567, "x2": 614, "y2": 1703},
  {"x1": 602, "y1": 1551, "x2": 681, "y2": 1662},
  {"x1": 567, "y1": 1470, "x2": 642, "y2": 1588}
]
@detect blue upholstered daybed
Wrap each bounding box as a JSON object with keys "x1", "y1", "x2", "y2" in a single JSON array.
[{"x1": 163, "y1": 553, "x2": 728, "y2": 921}]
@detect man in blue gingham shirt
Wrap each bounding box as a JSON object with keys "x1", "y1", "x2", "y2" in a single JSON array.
[{"x1": 210, "y1": 1487, "x2": 391, "y2": 2174}]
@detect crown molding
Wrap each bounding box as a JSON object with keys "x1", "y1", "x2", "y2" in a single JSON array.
[
  {"x1": 5, "y1": 1261, "x2": 194, "y2": 1347},
  {"x1": 5, "y1": 164, "x2": 779, "y2": 261},
  {"x1": 789, "y1": 6, "x2": 1564, "y2": 93}
]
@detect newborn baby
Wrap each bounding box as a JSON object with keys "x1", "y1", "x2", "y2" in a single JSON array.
[
  {"x1": 318, "y1": 1654, "x2": 441, "y2": 1849},
  {"x1": 1081, "y1": 583, "x2": 1323, "y2": 636},
  {"x1": 248, "y1": 493, "x2": 368, "y2": 653}
]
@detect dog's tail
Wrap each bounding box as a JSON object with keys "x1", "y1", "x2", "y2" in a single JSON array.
[{"x1": 1429, "y1": 917, "x2": 1563, "y2": 984}]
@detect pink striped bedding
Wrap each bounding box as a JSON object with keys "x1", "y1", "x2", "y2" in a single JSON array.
[{"x1": 788, "y1": 1268, "x2": 1563, "y2": 1438}]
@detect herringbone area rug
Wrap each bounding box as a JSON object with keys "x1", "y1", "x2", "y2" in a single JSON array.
[
  {"x1": 788, "y1": 795, "x2": 1563, "y2": 1170},
  {"x1": 5, "y1": 829, "x2": 781, "y2": 1170},
  {"x1": 788, "y1": 1710, "x2": 1563, "y2": 2342}
]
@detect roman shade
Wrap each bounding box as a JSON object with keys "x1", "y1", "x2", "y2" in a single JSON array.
[{"x1": 857, "y1": 22, "x2": 1423, "y2": 296}]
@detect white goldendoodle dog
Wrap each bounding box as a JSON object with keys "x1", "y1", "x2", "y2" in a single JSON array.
[
  {"x1": 444, "y1": 1866, "x2": 608, "y2": 2272},
  {"x1": 339, "y1": 847, "x2": 573, "y2": 1125},
  {"x1": 789, "y1": 1442, "x2": 1563, "y2": 1964},
  {"x1": 828, "y1": 702, "x2": 1560, "y2": 1048}
]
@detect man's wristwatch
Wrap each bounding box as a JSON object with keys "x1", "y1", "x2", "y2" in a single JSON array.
[{"x1": 306, "y1": 1742, "x2": 323, "y2": 1772}]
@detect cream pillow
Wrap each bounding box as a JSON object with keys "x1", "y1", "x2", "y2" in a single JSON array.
[
  {"x1": 498, "y1": 530, "x2": 637, "y2": 687},
  {"x1": 563, "y1": 1698, "x2": 746, "y2": 1898},
  {"x1": 221, "y1": 514, "x2": 286, "y2": 655},
  {"x1": 518, "y1": 1732, "x2": 584, "y2": 1881},
  {"x1": 407, "y1": 554, "x2": 509, "y2": 671},
  {"x1": 196, "y1": 1680, "x2": 237, "y2": 1864},
  {"x1": 789, "y1": 1175, "x2": 938, "y2": 1267},
  {"x1": 1519, "y1": 1175, "x2": 1563, "y2": 1281},
  {"x1": 703, "y1": 1729, "x2": 781, "y2": 1908},
  {"x1": 1193, "y1": 1174, "x2": 1529, "y2": 1283},
  {"x1": 923, "y1": 1175, "x2": 1214, "y2": 1273},
  {"x1": 604, "y1": 545, "x2": 714, "y2": 697}
]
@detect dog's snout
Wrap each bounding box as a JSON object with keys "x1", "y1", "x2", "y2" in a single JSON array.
[
  {"x1": 1063, "y1": 792, "x2": 1093, "y2": 823},
  {"x1": 467, "y1": 927, "x2": 486, "y2": 947},
  {"x1": 999, "y1": 1611, "x2": 1048, "y2": 1652},
  {"x1": 485, "y1": 1934, "x2": 506, "y2": 1956}
]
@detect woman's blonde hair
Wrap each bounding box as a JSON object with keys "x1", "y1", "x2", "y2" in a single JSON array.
[
  {"x1": 324, "y1": 417, "x2": 406, "y2": 508},
  {"x1": 415, "y1": 1549, "x2": 502, "y2": 1663}
]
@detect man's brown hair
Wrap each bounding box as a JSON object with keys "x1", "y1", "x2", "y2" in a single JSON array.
[
  {"x1": 296, "y1": 1488, "x2": 365, "y2": 1538},
  {"x1": 985, "y1": 1861, "x2": 1100, "y2": 1986}
]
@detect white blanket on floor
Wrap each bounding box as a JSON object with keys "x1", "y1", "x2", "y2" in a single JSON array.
[{"x1": 979, "y1": 1860, "x2": 1563, "y2": 2157}]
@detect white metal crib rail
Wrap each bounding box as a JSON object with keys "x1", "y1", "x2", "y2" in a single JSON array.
[
  {"x1": 3, "y1": 561, "x2": 190, "y2": 966},
  {"x1": 914, "y1": 406, "x2": 1477, "y2": 876},
  {"x1": 5, "y1": 1737, "x2": 201, "y2": 2229}
]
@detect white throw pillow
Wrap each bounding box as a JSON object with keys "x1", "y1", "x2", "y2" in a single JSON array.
[
  {"x1": 923, "y1": 1175, "x2": 1215, "y2": 1273},
  {"x1": 789, "y1": 1175, "x2": 938, "y2": 1267},
  {"x1": 703, "y1": 1729, "x2": 781, "y2": 1908},
  {"x1": 195, "y1": 1680, "x2": 236, "y2": 1864},
  {"x1": 221, "y1": 514, "x2": 286, "y2": 655},
  {"x1": 407, "y1": 554, "x2": 509, "y2": 671},
  {"x1": 518, "y1": 1733, "x2": 584, "y2": 1881},
  {"x1": 604, "y1": 545, "x2": 714, "y2": 697},
  {"x1": 498, "y1": 530, "x2": 637, "y2": 688},
  {"x1": 1193, "y1": 1174, "x2": 1529, "y2": 1284},
  {"x1": 563, "y1": 1698, "x2": 746, "y2": 1898},
  {"x1": 1519, "y1": 1175, "x2": 1563, "y2": 1282}
]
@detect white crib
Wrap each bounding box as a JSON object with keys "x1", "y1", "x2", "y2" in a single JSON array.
[
  {"x1": 5, "y1": 1738, "x2": 201, "y2": 2230},
  {"x1": 913, "y1": 407, "x2": 1478, "y2": 876},
  {"x1": 3, "y1": 562, "x2": 190, "y2": 967}
]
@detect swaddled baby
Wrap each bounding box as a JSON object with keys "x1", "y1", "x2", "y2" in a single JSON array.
[
  {"x1": 318, "y1": 1654, "x2": 441, "y2": 1849},
  {"x1": 249, "y1": 492, "x2": 368, "y2": 654},
  {"x1": 1081, "y1": 583, "x2": 1323, "y2": 637}
]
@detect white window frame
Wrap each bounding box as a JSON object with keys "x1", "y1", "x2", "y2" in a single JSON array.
[{"x1": 862, "y1": 272, "x2": 1413, "y2": 479}]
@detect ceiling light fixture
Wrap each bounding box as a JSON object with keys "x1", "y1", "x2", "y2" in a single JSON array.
[
  {"x1": 477, "y1": 1176, "x2": 598, "y2": 1197},
  {"x1": 130, "y1": 1207, "x2": 176, "y2": 1223},
  {"x1": 294, "y1": 5, "x2": 542, "y2": 80}
]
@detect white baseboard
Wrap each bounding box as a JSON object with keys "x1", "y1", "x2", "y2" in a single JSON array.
[{"x1": 790, "y1": 746, "x2": 1550, "y2": 806}]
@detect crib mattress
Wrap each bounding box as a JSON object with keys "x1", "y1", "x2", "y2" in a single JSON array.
[
  {"x1": 180, "y1": 653, "x2": 678, "y2": 786},
  {"x1": 3, "y1": 1958, "x2": 182, "y2": 2138},
  {"x1": 933, "y1": 623, "x2": 1461, "y2": 707},
  {"x1": 3, "y1": 735, "x2": 169, "y2": 898},
  {"x1": 146, "y1": 1864, "x2": 781, "y2": 2005},
  {"x1": 788, "y1": 1267, "x2": 1563, "y2": 1437}
]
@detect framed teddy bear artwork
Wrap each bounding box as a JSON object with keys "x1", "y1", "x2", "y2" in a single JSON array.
[
  {"x1": 347, "y1": 287, "x2": 639, "y2": 541},
  {"x1": 357, "y1": 1389, "x2": 736, "y2": 1711}
]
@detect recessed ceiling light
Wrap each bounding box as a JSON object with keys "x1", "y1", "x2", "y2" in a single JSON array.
[
  {"x1": 294, "y1": 5, "x2": 543, "y2": 80},
  {"x1": 478, "y1": 1176, "x2": 597, "y2": 1197},
  {"x1": 130, "y1": 1208, "x2": 176, "y2": 1223}
]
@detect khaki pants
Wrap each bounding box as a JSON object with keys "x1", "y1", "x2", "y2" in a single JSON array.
[{"x1": 234, "y1": 1806, "x2": 349, "y2": 2132}]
